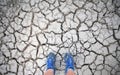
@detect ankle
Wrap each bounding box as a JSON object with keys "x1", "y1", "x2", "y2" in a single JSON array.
[
  {"x1": 66, "y1": 69, "x2": 75, "y2": 75},
  {"x1": 45, "y1": 69, "x2": 54, "y2": 75}
]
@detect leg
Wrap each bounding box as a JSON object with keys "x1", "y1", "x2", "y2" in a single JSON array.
[
  {"x1": 66, "y1": 69, "x2": 75, "y2": 75},
  {"x1": 44, "y1": 69, "x2": 54, "y2": 75},
  {"x1": 44, "y1": 52, "x2": 56, "y2": 75}
]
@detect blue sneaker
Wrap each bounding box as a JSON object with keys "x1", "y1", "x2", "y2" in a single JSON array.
[
  {"x1": 46, "y1": 52, "x2": 56, "y2": 71},
  {"x1": 64, "y1": 53, "x2": 74, "y2": 73}
]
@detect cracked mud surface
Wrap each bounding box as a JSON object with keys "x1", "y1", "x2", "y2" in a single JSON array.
[{"x1": 0, "y1": 0, "x2": 120, "y2": 75}]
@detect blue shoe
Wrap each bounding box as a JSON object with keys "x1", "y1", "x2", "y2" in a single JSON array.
[
  {"x1": 46, "y1": 52, "x2": 56, "y2": 71},
  {"x1": 64, "y1": 53, "x2": 74, "y2": 73}
]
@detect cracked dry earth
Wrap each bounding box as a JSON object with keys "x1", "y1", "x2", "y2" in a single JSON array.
[{"x1": 0, "y1": 0, "x2": 120, "y2": 75}]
